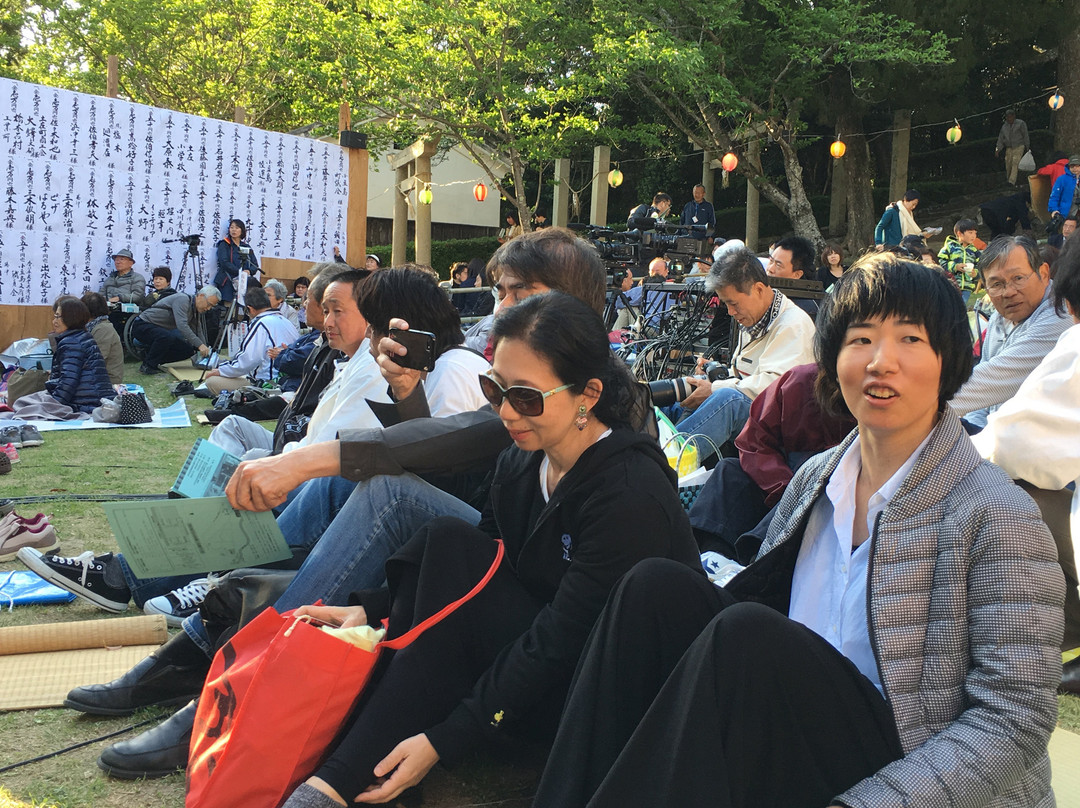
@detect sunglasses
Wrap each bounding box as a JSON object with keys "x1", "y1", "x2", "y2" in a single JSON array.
[{"x1": 477, "y1": 372, "x2": 572, "y2": 417}]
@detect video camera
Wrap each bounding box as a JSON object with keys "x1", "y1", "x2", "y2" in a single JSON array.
[
  {"x1": 162, "y1": 234, "x2": 203, "y2": 256},
  {"x1": 572, "y1": 220, "x2": 711, "y2": 281}
]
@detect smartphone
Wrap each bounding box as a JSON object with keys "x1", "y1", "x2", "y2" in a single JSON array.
[{"x1": 388, "y1": 328, "x2": 436, "y2": 372}]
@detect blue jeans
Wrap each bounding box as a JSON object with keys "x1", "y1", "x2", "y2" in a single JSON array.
[
  {"x1": 672, "y1": 387, "x2": 753, "y2": 460},
  {"x1": 181, "y1": 473, "x2": 480, "y2": 654}
]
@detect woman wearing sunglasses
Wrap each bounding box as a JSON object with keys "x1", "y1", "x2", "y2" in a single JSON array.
[{"x1": 283, "y1": 291, "x2": 701, "y2": 808}]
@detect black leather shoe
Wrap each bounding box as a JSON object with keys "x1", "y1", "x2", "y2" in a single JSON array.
[
  {"x1": 1062, "y1": 656, "x2": 1080, "y2": 695},
  {"x1": 65, "y1": 635, "x2": 208, "y2": 716},
  {"x1": 97, "y1": 701, "x2": 197, "y2": 779}
]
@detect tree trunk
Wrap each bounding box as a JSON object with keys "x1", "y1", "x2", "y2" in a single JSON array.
[
  {"x1": 829, "y1": 72, "x2": 876, "y2": 255},
  {"x1": 778, "y1": 140, "x2": 826, "y2": 250},
  {"x1": 1055, "y1": 24, "x2": 1080, "y2": 153}
]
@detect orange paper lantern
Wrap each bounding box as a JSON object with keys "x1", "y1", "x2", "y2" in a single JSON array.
[
  {"x1": 721, "y1": 152, "x2": 738, "y2": 172},
  {"x1": 830, "y1": 140, "x2": 846, "y2": 159},
  {"x1": 1049, "y1": 93, "x2": 1064, "y2": 111},
  {"x1": 473, "y1": 182, "x2": 488, "y2": 202}
]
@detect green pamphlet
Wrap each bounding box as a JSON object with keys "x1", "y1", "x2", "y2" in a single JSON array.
[{"x1": 102, "y1": 498, "x2": 291, "y2": 578}]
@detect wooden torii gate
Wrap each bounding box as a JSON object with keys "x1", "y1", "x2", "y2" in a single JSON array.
[{"x1": 390, "y1": 135, "x2": 442, "y2": 267}]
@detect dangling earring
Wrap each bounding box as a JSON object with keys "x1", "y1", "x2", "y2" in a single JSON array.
[{"x1": 575, "y1": 404, "x2": 588, "y2": 431}]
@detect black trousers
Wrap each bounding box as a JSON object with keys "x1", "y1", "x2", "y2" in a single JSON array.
[
  {"x1": 532, "y1": 559, "x2": 903, "y2": 808},
  {"x1": 130, "y1": 318, "x2": 195, "y2": 368},
  {"x1": 315, "y1": 518, "x2": 545, "y2": 800}
]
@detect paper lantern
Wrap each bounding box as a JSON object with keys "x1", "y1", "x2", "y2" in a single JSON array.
[
  {"x1": 473, "y1": 182, "x2": 488, "y2": 202},
  {"x1": 721, "y1": 152, "x2": 738, "y2": 172},
  {"x1": 946, "y1": 124, "x2": 962, "y2": 144},
  {"x1": 1049, "y1": 93, "x2": 1065, "y2": 111},
  {"x1": 418, "y1": 187, "x2": 433, "y2": 205},
  {"x1": 830, "y1": 139, "x2": 846, "y2": 159},
  {"x1": 607, "y1": 168, "x2": 624, "y2": 188}
]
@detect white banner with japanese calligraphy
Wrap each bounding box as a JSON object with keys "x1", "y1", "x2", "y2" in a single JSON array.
[{"x1": 0, "y1": 77, "x2": 349, "y2": 305}]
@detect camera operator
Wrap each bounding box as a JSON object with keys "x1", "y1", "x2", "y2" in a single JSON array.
[
  {"x1": 618, "y1": 257, "x2": 678, "y2": 332},
  {"x1": 680, "y1": 184, "x2": 716, "y2": 233},
  {"x1": 214, "y1": 218, "x2": 261, "y2": 305},
  {"x1": 628, "y1": 193, "x2": 673, "y2": 227},
  {"x1": 668, "y1": 242, "x2": 816, "y2": 460}
]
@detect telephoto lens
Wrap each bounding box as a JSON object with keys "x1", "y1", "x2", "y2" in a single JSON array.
[{"x1": 647, "y1": 377, "x2": 689, "y2": 407}]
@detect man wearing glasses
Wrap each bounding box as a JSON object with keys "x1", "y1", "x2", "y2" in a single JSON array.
[{"x1": 950, "y1": 235, "x2": 1072, "y2": 431}]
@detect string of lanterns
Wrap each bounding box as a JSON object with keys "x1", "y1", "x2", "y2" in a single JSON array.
[{"x1": 417, "y1": 86, "x2": 1067, "y2": 201}]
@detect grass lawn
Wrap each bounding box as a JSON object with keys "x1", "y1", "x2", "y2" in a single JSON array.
[{"x1": 0, "y1": 358, "x2": 1077, "y2": 807}]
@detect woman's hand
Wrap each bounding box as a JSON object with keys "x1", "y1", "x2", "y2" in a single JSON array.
[
  {"x1": 293, "y1": 604, "x2": 367, "y2": 629},
  {"x1": 354, "y1": 734, "x2": 439, "y2": 803},
  {"x1": 375, "y1": 317, "x2": 424, "y2": 401}
]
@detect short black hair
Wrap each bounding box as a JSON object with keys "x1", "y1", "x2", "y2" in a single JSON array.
[
  {"x1": 56, "y1": 297, "x2": 92, "y2": 330},
  {"x1": 244, "y1": 286, "x2": 271, "y2": 311},
  {"x1": 814, "y1": 253, "x2": 973, "y2": 417},
  {"x1": 954, "y1": 218, "x2": 978, "y2": 234},
  {"x1": 708, "y1": 245, "x2": 768, "y2": 294},
  {"x1": 903, "y1": 189, "x2": 920, "y2": 202},
  {"x1": 228, "y1": 218, "x2": 247, "y2": 240},
  {"x1": 652, "y1": 193, "x2": 672, "y2": 206},
  {"x1": 357, "y1": 267, "x2": 464, "y2": 357},
  {"x1": 324, "y1": 268, "x2": 373, "y2": 302},
  {"x1": 151, "y1": 266, "x2": 172, "y2": 282},
  {"x1": 1052, "y1": 235, "x2": 1080, "y2": 317},
  {"x1": 81, "y1": 291, "x2": 109, "y2": 318},
  {"x1": 292, "y1": 276, "x2": 309, "y2": 293},
  {"x1": 774, "y1": 235, "x2": 815, "y2": 275}
]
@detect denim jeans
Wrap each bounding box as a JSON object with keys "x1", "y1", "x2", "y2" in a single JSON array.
[
  {"x1": 672, "y1": 387, "x2": 753, "y2": 460},
  {"x1": 181, "y1": 473, "x2": 480, "y2": 654}
]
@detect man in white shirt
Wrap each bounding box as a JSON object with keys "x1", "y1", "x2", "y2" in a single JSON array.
[
  {"x1": 674, "y1": 243, "x2": 816, "y2": 458},
  {"x1": 204, "y1": 286, "x2": 300, "y2": 395},
  {"x1": 208, "y1": 270, "x2": 389, "y2": 458}
]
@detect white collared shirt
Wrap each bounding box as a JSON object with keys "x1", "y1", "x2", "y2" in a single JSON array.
[{"x1": 788, "y1": 431, "x2": 932, "y2": 692}]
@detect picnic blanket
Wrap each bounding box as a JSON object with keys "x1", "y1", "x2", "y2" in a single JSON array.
[{"x1": 0, "y1": 398, "x2": 191, "y2": 432}]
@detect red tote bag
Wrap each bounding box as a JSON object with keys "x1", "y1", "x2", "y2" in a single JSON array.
[{"x1": 186, "y1": 539, "x2": 504, "y2": 808}]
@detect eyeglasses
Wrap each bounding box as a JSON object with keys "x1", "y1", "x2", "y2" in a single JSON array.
[
  {"x1": 477, "y1": 372, "x2": 572, "y2": 416},
  {"x1": 986, "y1": 270, "x2": 1037, "y2": 297}
]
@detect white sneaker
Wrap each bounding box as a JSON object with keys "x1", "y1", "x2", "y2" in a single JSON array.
[{"x1": 143, "y1": 578, "x2": 211, "y2": 627}]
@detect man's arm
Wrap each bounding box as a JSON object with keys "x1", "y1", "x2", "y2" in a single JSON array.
[{"x1": 227, "y1": 409, "x2": 511, "y2": 511}]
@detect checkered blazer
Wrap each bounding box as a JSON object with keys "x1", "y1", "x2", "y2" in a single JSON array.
[{"x1": 740, "y1": 410, "x2": 1065, "y2": 808}]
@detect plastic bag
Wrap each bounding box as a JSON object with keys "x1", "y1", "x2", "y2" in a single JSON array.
[{"x1": 1018, "y1": 150, "x2": 1036, "y2": 173}]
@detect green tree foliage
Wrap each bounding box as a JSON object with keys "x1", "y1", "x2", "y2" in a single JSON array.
[
  {"x1": 351, "y1": 0, "x2": 606, "y2": 229},
  {"x1": 15, "y1": 0, "x2": 368, "y2": 134},
  {"x1": 586, "y1": 0, "x2": 951, "y2": 244}
]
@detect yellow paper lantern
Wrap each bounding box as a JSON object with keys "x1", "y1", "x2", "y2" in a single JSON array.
[
  {"x1": 1049, "y1": 93, "x2": 1065, "y2": 111},
  {"x1": 721, "y1": 152, "x2": 738, "y2": 172},
  {"x1": 946, "y1": 124, "x2": 962, "y2": 144},
  {"x1": 607, "y1": 168, "x2": 624, "y2": 188},
  {"x1": 418, "y1": 187, "x2": 433, "y2": 205},
  {"x1": 830, "y1": 139, "x2": 846, "y2": 159}
]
